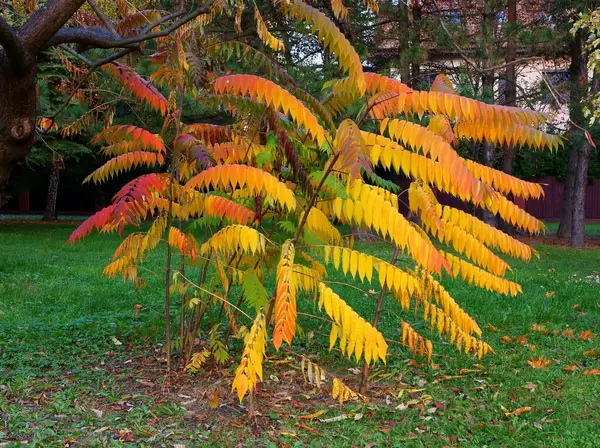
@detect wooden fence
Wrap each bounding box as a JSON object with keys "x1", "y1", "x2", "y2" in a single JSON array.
[
  {"x1": 2, "y1": 176, "x2": 600, "y2": 221},
  {"x1": 522, "y1": 176, "x2": 600, "y2": 220}
]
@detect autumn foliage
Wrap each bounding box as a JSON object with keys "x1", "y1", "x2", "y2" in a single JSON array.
[{"x1": 67, "y1": 0, "x2": 561, "y2": 405}]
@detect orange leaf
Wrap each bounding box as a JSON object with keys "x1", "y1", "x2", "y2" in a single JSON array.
[
  {"x1": 531, "y1": 323, "x2": 550, "y2": 334},
  {"x1": 210, "y1": 390, "x2": 219, "y2": 409},
  {"x1": 583, "y1": 348, "x2": 598, "y2": 357},
  {"x1": 528, "y1": 356, "x2": 551, "y2": 369},
  {"x1": 583, "y1": 368, "x2": 600, "y2": 376},
  {"x1": 563, "y1": 365, "x2": 579, "y2": 372},
  {"x1": 561, "y1": 328, "x2": 575, "y2": 339},
  {"x1": 579, "y1": 330, "x2": 594, "y2": 341},
  {"x1": 505, "y1": 406, "x2": 533, "y2": 417}
]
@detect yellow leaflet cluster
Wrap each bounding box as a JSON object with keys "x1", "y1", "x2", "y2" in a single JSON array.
[
  {"x1": 254, "y1": 7, "x2": 285, "y2": 52},
  {"x1": 103, "y1": 216, "x2": 167, "y2": 280},
  {"x1": 186, "y1": 349, "x2": 210, "y2": 373},
  {"x1": 454, "y1": 121, "x2": 563, "y2": 151},
  {"x1": 331, "y1": 0, "x2": 349, "y2": 21},
  {"x1": 179, "y1": 194, "x2": 256, "y2": 226},
  {"x1": 380, "y1": 118, "x2": 488, "y2": 204},
  {"x1": 84, "y1": 152, "x2": 164, "y2": 184},
  {"x1": 427, "y1": 115, "x2": 457, "y2": 145},
  {"x1": 200, "y1": 225, "x2": 267, "y2": 256},
  {"x1": 304, "y1": 208, "x2": 342, "y2": 243},
  {"x1": 346, "y1": 179, "x2": 399, "y2": 208},
  {"x1": 464, "y1": 159, "x2": 544, "y2": 200},
  {"x1": 442, "y1": 252, "x2": 523, "y2": 297},
  {"x1": 401, "y1": 321, "x2": 433, "y2": 363},
  {"x1": 232, "y1": 311, "x2": 267, "y2": 402},
  {"x1": 369, "y1": 83, "x2": 547, "y2": 127},
  {"x1": 430, "y1": 73, "x2": 455, "y2": 94},
  {"x1": 333, "y1": 119, "x2": 368, "y2": 179},
  {"x1": 318, "y1": 195, "x2": 449, "y2": 274},
  {"x1": 168, "y1": 227, "x2": 199, "y2": 261},
  {"x1": 293, "y1": 264, "x2": 324, "y2": 293},
  {"x1": 281, "y1": 0, "x2": 365, "y2": 95},
  {"x1": 322, "y1": 245, "x2": 420, "y2": 302},
  {"x1": 331, "y1": 378, "x2": 366, "y2": 404},
  {"x1": 186, "y1": 164, "x2": 296, "y2": 211},
  {"x1": 438, "y1": 202, "x2": 534, "y2": 261},
  {"x1": 317, "y1": 282, "x2": 387, "y2": 364},
  {"x1": 422, "y1": 300, "x2": 493, "y2": 359},
  {"x1": 360, "y1": 131, "x2": 482, "y2": 204},
  {"x1": 484, "y1": 191, "x2": 544, "y2": 234},
  {"x1": 409, "y1": 183, "x2": 510, "y2": 276},
  {"x1": 213, "y1": 74, "x2": 326, "y2": 147},
  {"x1": 273, "y1": 240, "x2": 297, "y2": 349},
  {"x1": 415, "y1": 270, "x2": 481, "y2": 337}
]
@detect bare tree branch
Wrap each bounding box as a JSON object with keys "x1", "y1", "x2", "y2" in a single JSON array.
[
  {"x1": 86, "y1": 0, "x2": 120, "y2": 40},
  {"x1": 18, "y1": 0, "x2": 88, "y2": 52},
  {"x1": 0, "y1": 15, "x2": 32, "y2": 73},
  {"x1": 46, "y1": 2, "x2": 215, "y2": 50},
  {"x1": 46, "y1": 26, "x2": 120, "y2": 48}
]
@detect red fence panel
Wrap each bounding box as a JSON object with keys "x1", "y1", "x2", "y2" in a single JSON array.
[{"x1": 525, "y1": 177, "x2": 600, "y2": 220}]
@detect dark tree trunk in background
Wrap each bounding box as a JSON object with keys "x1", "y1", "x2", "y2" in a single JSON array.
[
  {"x1": 410, "y1": 1, "x2": 421, "y2": 88},
  {"x1": 0, "y1": 0, "x2": 88, "y2": 196},
  {"x1": 0, "y1": 48, "x2": 37, "y2": 202},
  {"x1": 558, "y1": 30, "x2": 589, "y2": 243},
  {"x1": 503, "y1": 0, "x2": 517, "y2": 176},
  {"x1": 570, "y1": 142, "x2": 590, "y2": 246},
  {"x1": 398, "y1": 0, "x2": 411, "y2": 84},
  {"x1": 480, "y1": 1, "x2": 496, "y2": 226},
  {"x1": 557, "y1": 148, "x2": 578, "y2": 237},
  {"x1": 571, "y1": 74, "x2": 599, "y2": 247},
  {"x1": 42, "y1": 163, "x2": 60, "y2": 221}
]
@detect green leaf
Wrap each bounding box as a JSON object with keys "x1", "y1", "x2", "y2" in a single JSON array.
[{"x1": 242, "y1": 270, "x2": 268, "y2": 312}]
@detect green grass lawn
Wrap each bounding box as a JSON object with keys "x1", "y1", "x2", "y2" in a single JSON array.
[{"x1": 1, "y1": 223, "x2": 599, "y2": 447}]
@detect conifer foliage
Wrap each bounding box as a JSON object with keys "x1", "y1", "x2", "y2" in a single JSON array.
[{"x1": 69, "y1": 0, "x2": 560, "y2": 405}]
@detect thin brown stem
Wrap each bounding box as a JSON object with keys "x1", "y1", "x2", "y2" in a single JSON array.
[{"x1": 359, "y1": 246, "x2": 400, "y2": 394}]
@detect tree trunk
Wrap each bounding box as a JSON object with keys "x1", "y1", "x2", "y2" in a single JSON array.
[
  {"x1": 557, "y1": 148, "x2": 578, "y2": 237},
  {"x1": 570, "y1": 142, "x2": 590, "y2": 247},
  {"x1": 502, "y1": 0, "x2": 517, "y2": 176},
  {"x1": 398, "y1": 0, "x2": 411, "y2": 83},
  {"x1": 42, "y1": 163, "x2": 60, "y2": 221},
  {"x1": 479, "y1": 3, "x2": 497, "y2": 227},
  {"x1": 559, "y1": 30, "x2": 589, "y2": 240},
  {"x1": 410, "y1": 1, "x2": 421, "y2": 89},
  {"x1": 0, "y1": 52, "x2": 38, "y2": 194}
]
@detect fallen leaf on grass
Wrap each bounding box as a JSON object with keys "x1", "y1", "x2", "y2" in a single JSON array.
[
  {"x1": 528, "y1": 356, "x2": 551, "y2": 369},
  {"x1": 579, "y1": 331, "x2": 595, "y2": 341},
  {"x1": 320, "y1": 414, "x2": 347, "y2": 423},
  {"x1": 561, "y1": 329, "x2": 575, "y2": 339},
  {"x1": 523, "y1": 382, "x2": 537, "y2": 393},
  {"x1": 502, "y1": 405, "x2": 533, "y2": 417},
  {"x1": 545, "y1": 291, "x2": 556, "y2": 298},
  {"x1": 583, "y1": 369, "x2": 600, "y2": 376},
  {"x1": 209, "y1": 390, "x2": 219, "y2": 409},
  {"x1": 531, "y1": 324, "x2": 550, "y2": 334},
  {"x1": 563, "y1": 365, "x2": 579, "y2": 372},
  {"x1": 299, "y1": 409, "x2": 327, "y2": 420},
  {"x1": 501, "y1": 336, "x2": 512, "y2": 344},
  {"x1": 515, "y1": 335, "x2": 529, "y2": 345},
  {"x1": 485, "y1": 324, "x2": 499, "y2": 332}
]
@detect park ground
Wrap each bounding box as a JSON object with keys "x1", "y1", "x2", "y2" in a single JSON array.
[{"x1": 0, "y1": 222, "x2": 599, "y2": 447}]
